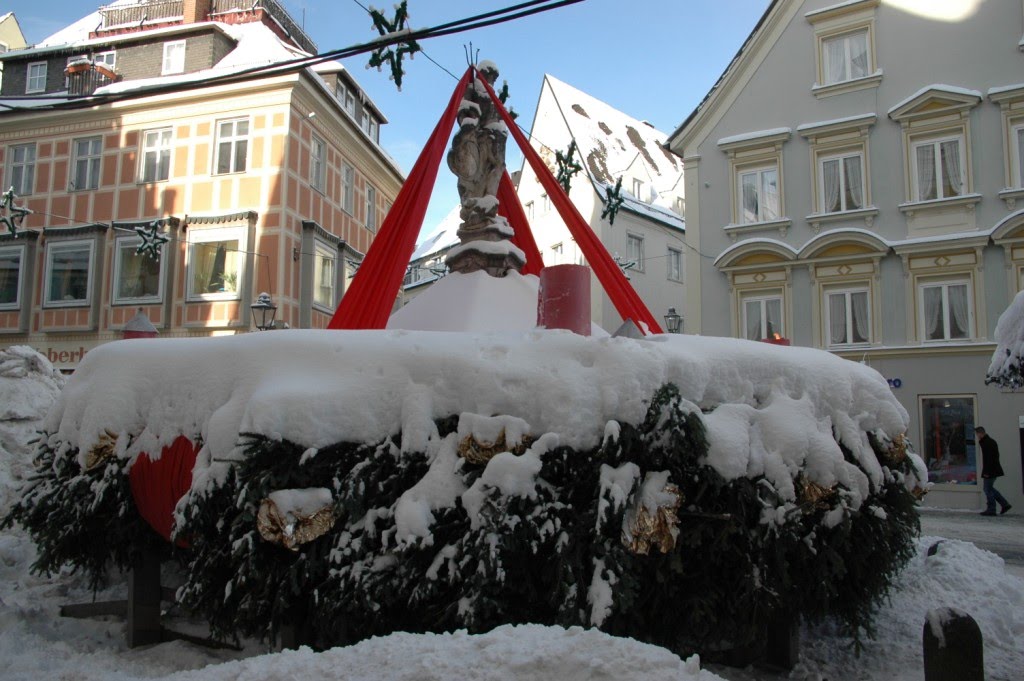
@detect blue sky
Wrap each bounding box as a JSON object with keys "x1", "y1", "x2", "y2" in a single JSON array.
[{"x1": 6, "y1": 0, "x2": 771, "y2": 233}]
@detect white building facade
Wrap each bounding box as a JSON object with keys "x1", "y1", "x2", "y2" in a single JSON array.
[{"x1": 668, "y1": 0, "x2": 1024, "y2": 510}]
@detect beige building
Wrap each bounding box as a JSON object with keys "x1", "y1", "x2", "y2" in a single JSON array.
[
  {"x1": 0, "y1": 0, "x2": 401, "y2": 369},
  {"x1": 668, "y1": 0, "x2": 1024, "y2": 510}
]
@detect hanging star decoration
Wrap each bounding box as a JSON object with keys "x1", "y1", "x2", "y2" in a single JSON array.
[
  {"x1": 555, "y1": 140, "x2": 582, "y2": 194},
  {"x1": 601, "y1": 176, "x2": 625, "y2": 225},
  {"x1": 0, "y1": 187, "x2": 32, "y2": 237},
  {"x1": 367, "y1": 1, "x2": 421, "y2": 91},
  {"x1": 134, "y1": 219, "x2": 169, "y2": 260}
]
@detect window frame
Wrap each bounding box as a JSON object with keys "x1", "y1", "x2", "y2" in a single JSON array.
[
  {"x1": 341, "y1": 162, "x2": 354, "y2": 213},
  {"x1": 365, "y1": 184, "x2": 377, "y2": 231},
  {"x1": 112, "y1": 234, "x2": 166, "y2": 305},
  {"x1": 910, "y1": 134, "x2": 966, "y2": 203},
  {"x1": 7, "y1": 142, "x2": 36, "y2": 195},
  {"x1": 918, "y1": 278, "x2": 973, "y2": 343},
  {"x1": 43, "y1": 239, "x2": 95, "y2": 308},
  {"x1": 139, "y1": 127, "x2": 172, "y2": 183},
  {"x1": 214, "y1": 117, "x2": 249, "y2": 175},
  {"x1": 806, "y1": 0, "x2": 881, "y2": 98},
  {"x1": 312, "y1": 240, "x2": 335, "y2": 311},
  {"x1": 821, "y1": 29, "x2": 870, "y2": 87},
  {"x1": 742, "y1": 293, "x2": 785, "y2": 341},
  {"x1": 817, "y1": 150, "x2": 865, "y2": 214},
  {"x1": 737, "y1": 163, "x2": 780, "y2": 225},
  {"x1": 1011, "y1": 121, "x2": 1024, "y2": 189},
  {"x1": 162, "y1": 40, "x2": 186, "y2": 75},
  {"x1": 0, "y1": 243, "x2": 25, "y2": 310},
  {"x1": 26, "y1": 61, "x2": 46, "y2": 93},
  {"x1": 824, "y1": 286, "x2": 871, "y2": 347},
  {"x1": 310, "y1": 134, "x2": 325, "y2": 192},
  {"x1": 185, "y1": 226, "x2": 246, "y2": 302},
  {"x1": 918, "y1": 394, "x2": 978, "y2": 486},
  {"x1": 667, "y1": 246, "x2": 682, "y2": 282},
  {"x1": 72, "y1": 136, "x2": 103, "y2": 191},
  {"x1": 626, "y1": 233, "x2": 645, "y2": 273}
]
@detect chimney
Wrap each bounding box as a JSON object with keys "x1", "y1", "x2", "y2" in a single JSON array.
[{"x1": 183, "y1": 0, "x2": 212, "y2": 24}]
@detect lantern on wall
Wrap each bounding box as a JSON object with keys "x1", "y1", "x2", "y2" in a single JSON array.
[{"x1": 250, "y1": 292, "x2": 278, "y2": 331}]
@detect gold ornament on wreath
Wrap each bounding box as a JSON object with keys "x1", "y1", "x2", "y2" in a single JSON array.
[
  {"x1": 881, "y1": 433, "x2": 908, "y2": 467},
  {"x1": 257, "y1": 491, "x2": 336, "y2": 551},
  {"x1": 798, "y1": 476, "x2": 838, "y2": 511},
  {"x1": 84, "y1": 429, "x2": 120, "y2": 471},
  {"x1": 457, "y1": 429, "x2": 533, "y2": 466},
  {"x1": 623, "y1": 483, "x2": 683, "y2": 555}
]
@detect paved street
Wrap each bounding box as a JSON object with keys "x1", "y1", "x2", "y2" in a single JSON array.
[{"x1": 918, "y1": 506, "x2": 1024, "y2": 579}]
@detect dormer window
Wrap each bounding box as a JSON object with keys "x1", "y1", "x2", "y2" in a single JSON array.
[
  {"x1": 162, "y1": 40, "x2": 185, "y2": 75},
  {"x1": 26, "y1": 62, "x2": 46, "y2": 93}
]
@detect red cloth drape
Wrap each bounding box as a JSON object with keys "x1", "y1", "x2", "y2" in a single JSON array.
[
  {"x1": 479, "y1": 76, "x2": 663, "y2": 334},
  {"x1": 129, "y1": 435, "x2": 199, "y2": 544},
  {"x1": 498, "y1": 170, "x2": 544, "y2": 276},
  {"x1": 328, "y1": 68, "x2": 473, "y2": 330}
]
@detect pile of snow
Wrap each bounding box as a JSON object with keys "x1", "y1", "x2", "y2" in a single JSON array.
[{"x1": 0, "y1": 346, "x2": 64, "y2": 514}]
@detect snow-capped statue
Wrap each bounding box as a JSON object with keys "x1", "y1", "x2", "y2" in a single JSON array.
[{"x1": 445, "y1": 61, "x2": 525, "y2": 276}]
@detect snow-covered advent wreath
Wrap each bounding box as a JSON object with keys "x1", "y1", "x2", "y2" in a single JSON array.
[{"x1": 3, "y1": 329, "x2": 928, "y2": 660}]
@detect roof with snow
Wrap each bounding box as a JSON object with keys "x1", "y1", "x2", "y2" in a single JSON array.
[{"x1": 540, "y1": 74, "x2": 684, "y2": 232}]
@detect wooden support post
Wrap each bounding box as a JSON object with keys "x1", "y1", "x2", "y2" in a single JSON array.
[
  {"x1": 764, "y1": 609, "x2": 800, "y2": 671},
  {"x1": 126, "y1": 550, "x2": 163, "y2": 648}
]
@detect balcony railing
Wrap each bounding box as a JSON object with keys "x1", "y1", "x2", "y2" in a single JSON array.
[
  {"x1": 97, "y1": 0, "x2": 317, "y2": 55},
  {"x1": 211, "y1": 0, "x2": 317, "y2": 54},
  {"x1": 99, "y1": 0, "x2": 184, "y2": 29}
]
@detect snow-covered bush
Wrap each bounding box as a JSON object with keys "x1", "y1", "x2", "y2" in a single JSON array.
[{"x1": 987, "y1": 288, "x2": 1024, "y2": 388}]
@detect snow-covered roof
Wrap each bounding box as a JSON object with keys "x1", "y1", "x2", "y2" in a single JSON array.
[
  {"x1": 886, "y1": 84, "x2": 983, "y2": 116},
  {"x1": 541, "y1": 75, "x2": 684, "y2": 218},
  {"x1": 410, "y1": 205, "x2": 462, "y2": 262}
]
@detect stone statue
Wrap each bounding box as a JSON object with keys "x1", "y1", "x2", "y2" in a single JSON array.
[{"x1": 445, "y1": 61, "x2": 525, "y2": 277}]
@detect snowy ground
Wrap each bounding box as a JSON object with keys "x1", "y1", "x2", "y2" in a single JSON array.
[{"x1": 2, "y1": 337, "x2": 1022, "y2": 680}]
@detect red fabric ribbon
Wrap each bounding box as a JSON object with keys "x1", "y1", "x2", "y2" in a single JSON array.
[
  {"x1": 128, "y1": 435, "x2": 199, "y2": 544},
  {"x1": 498, "y1": 170, "x2": 544, "y2": 276}
]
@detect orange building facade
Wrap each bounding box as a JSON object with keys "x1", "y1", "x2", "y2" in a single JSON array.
[{"x1": 0, "y1": 8, "x2": 402, "y2": 369}]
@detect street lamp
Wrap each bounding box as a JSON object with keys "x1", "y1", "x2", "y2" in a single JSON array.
[
  {"x1": 250, "y1": 292, "x2": 277, "y2": 331},
  {"x1": 664, "y1": 307, "x2": 683, "y2": 334}
]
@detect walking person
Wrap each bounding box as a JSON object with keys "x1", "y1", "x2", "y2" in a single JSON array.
[{"x1": 975, "y1": 426, "x2": 1012, "y2": 516}]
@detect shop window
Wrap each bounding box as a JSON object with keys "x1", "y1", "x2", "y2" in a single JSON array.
[
  {"x1": 186, "y1": 226, "x2": 244, "y2": 301},
  {"x1": 72, "y1": 136, "x2": 102, "y2": 190},
  {"x1": 919, "y1": 279, "x2": 971, "y2": 342},
  {"x1": 0, "y1": 245, "x2": 23, "y2": 309},
  {"x1": 44, "y1": 240, "x2": 94, "y2": 307},
  {"x1": 215, "y1": 117, "x2": 249, "y2": 175},
  {"x1": 743, "y1": 294, "x2": 783, "y2": 341},
  {"x1": 7, "y1": 143, "x2": 35, "y2": 195},
  {"x1": 825, "y1": 288, "x2": 870, "y2": 346},
  {"x1": 140, "y1": 128, "x2": 172, "y2": 183},
  {"x1": 920, "y1": 395, "x2": 977, "y2": 485},
  {"x1": 313, "y1": 241, "x2": 334, "y2": 309},
  {"x1": 113, "y1": 235, "x2": 165, "y2": 304}
]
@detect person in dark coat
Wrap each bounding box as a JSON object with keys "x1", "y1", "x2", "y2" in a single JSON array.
[{"x1": 975, "y1": 426, "x2": 1012, "y2": 516}]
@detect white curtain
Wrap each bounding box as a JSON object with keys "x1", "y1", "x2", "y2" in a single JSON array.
[
  {"x1": 924, "y1": 286, "x2": 943, "y2": 340},
  {"x1": 1016, "y1": 128, "x2": 1024, "y2": 187},
  {"x1": 948, "y1": 284, "x2": 969, "y2": 338},
  {"x1": 829, "y1": 293, "x2": 846, "y2": 344},
  {"x1": 823, "y1": 159, "x2": 841, "y2": 213},
  {"x1": 761, "y1": 169, "x2": 779, "y2": 220},
  {"x1": 940, "y1": 140, "x2": 962, "y2": 197},
  {"x1": 849, "y1": 32, "x2": 869, "y2": 79},
  {"x1": 827, "y1": 38, "x2": 846, "y2": 83},
  {"x1": 766, "y1": 298, "x2": 782, "y2": 337},
  {"x1": 916, "y1": 145, "x2": 936, "y2": 201},
  {"x1": 745, "y1": 301, "x2": 762, "y2": 340},
  {"x1": 844, "y1": 156, "x2": 863, "y2": 210},
  {"x1": 851, "y1": 291, "x2": 869, "y2": 343}
]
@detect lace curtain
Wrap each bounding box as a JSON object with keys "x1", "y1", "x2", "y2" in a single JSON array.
[{"x1": 940, "y1": 140, "x2": 962, "y2": 197}]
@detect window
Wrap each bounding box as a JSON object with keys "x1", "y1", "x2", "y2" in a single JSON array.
[
  {"x1": 825, "y1": 288, "x2": 870, "y2": 346},
  {"x1": 541, "y1": 194, "x2": 551, "y2": 213},
  {"x1": 912, "y1": 136, "x2": 964, "y2": 202},
  {"x1": 525, "y1": 201, "x2": 535, "y2": 220},
  {"x1": 313, "y1": 242, "x2": 334, "y2": 309},
  {"x1": 344, "y1": 90, "x2": 356, "y2": 117},
  {"x1": 310, "y1": 135, "x2": 325, "y2": 191},
  {"x1": 673, "y1": 196, "x2": 685, "y2": 216},
  {"x1": 627, "y1": 233, "x2": 644, "y2": 272},
  {"x1": 44, "y1": 240, "x2": 94, "y2": 306},
  {"x1": 140, "y1": 128, "x2": 172, "y2": 183},
  {"x1": 1014, "y1": 123, "x2": 1024, "y2": 188},
  {"x1": 822, "y1": 30, "x2": 869, "y2": 85},
  {"x1": 0, "y1": 245, "x2": 23, "y2": 309},
  {"x1": 667, "y1": 247, "x2": 682, "y2": 282},
  {"x1": 743, "y1": 295, "x2": 783, "y2": 340},
  {"x1": 365, "y1": 184, "x2": 377, "y2": 230},
  {"x1": 819, "y1": 152, "x2": 864, "y2": 213},
  {"x1": 739, "y1": 165, "x2": 779, "y2": 223},
  {"x1": 551, "y1": 242, "x2": 563, "y2": 264},
  {"x1": 368, "y1": 118, "x2": 379, "y2": 143},
  {"x1": 113, "y1": 236, "x2": 164, "y2": 303},
  {"x1": 162, "y1": 40, "x2": 185, "y2": 75},
  {"x1": 341, "y1": 163, "x2": 354, "y2": 212},
  {"x1": 7, "y1": 143, "x2": 36, "y2": 195},
  {"x1": 920, "y1": 396, "x2": 976, "y2": 485},
  {"x1": 187, "y1": 227, "x2": 244, "y2": 300},
  {"x1": 632, "y1": 178, "x2": 644, "y2": 200},
  {"x1": 215, "y1": 118, "x2": 249, "y2": 174},
  {"x1": 72, "y1": 136, "x2": 102, "y2": 190},
  {"x1": 920, "y1": 280, "x2": 971, "y2": 341},
  {"x1": 26, "y1": 61, "x2": 46, "y2": 93},
  {"x1": 94, "y1": 51, "x2": 116, "y2": 68}
]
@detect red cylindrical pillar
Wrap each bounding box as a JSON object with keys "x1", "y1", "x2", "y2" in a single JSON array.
[{"x1": 537, "y1": 264, "x2": 591, "y2": 336}]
